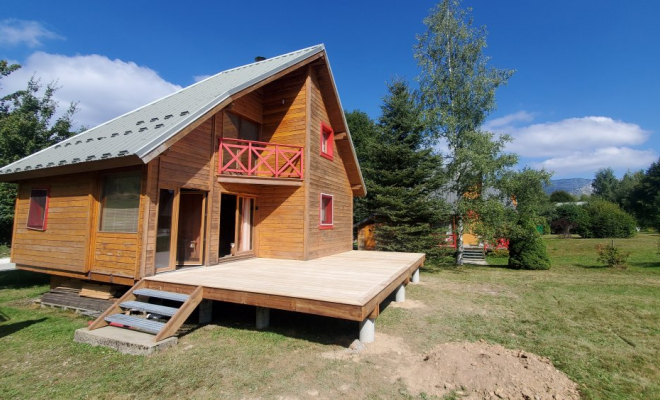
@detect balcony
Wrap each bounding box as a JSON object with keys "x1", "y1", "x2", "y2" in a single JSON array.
[{"x1": 217, "y1": 138, "x2": 304, "y2": 186}]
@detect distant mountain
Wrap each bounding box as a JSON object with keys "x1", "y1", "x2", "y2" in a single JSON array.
[{"x1": 544, "y1": 178, "x2": 593, "y2": 196}]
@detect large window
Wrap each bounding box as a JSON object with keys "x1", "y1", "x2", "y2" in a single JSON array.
[
  {"x1": 99, "y1": 172, "x2": 141, "y2": 232},
  {"x1": 320, "y1": 193, "x2": 333, "y2": 229},
  {"x1": 227, "y1": 112, "x2": 259, "y2": 141},
  {"x1": 320, "y1": 122, "x2": 334, "y2": 160},
  {"x1": 27, "y1": 188, "x2": 49, "y2": 230}
]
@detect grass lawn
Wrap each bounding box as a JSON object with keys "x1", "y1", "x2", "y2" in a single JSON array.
[
  {"x1": 0, "y1": 244, "x2": 10, "y2": 258},
  {"x1": 1, "y1": 234, "x2": 659, "y2": 399}
]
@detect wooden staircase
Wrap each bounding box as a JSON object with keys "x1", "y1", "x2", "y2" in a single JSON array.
[
  {"x1": 88, "y1": 280, "x2": 203, "y2": 342},
  {"x1": 463, "y1": 246, "x2": 486, "y2": 264}
]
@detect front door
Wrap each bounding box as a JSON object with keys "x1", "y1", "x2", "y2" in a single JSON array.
[{"x1": 177, "y1": 191, "x2": 206, "y2": 265}]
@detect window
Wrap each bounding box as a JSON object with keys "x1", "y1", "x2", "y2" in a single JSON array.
[
  {"x1": 27, "y1": 188, "x2": 49, "y2": 230},
  {"x1": 99, "y1": 171, "x2": 141, "y2": 232},
  {"x1": 320, "y1": 193, "x2": 333, "y2": 229},
  {"x1": 320, "y1": 122, "x2": 334, "y2": 160},
  {"x1": 227, "y1": 112, "x2": 260, "y2": 141}
]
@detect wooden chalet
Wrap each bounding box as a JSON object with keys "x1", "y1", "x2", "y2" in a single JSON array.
[{"x1": 0, "y1": 45, "x2": 424, "y2": 347}]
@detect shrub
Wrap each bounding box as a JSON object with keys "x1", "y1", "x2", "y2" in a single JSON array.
[
  {"x1": 551, "y1": 204, "x2": 588, "y2": 238},
  {"x1": 577, "y1": 200, "x2": 637, "y2": 238},
  {"x1": 596, "y1": 243, "x2": 630, "y2": 269},
  {"x1": 488, "y1": 249, "x2": 509, "y2": 258},
  {"x1": 508, "y1": 220, "x2": 551, "y2": 270}
]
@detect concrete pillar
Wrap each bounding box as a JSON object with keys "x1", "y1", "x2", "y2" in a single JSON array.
[
  {"x1": 198, "y1": 299, "x2": 212, "y2": 324},
  {"x1": 359, "y1": 318, "x2": 375, "y2": 343},
  {"x1": 412, "y1": 268, "x2": 420, "y2": 284},
  {"x1": 256, "y1": 307, "x2": 270, "y2": 330},
  {"x1": 394, "y1": 284, "x2": 406, "y2": 302}
]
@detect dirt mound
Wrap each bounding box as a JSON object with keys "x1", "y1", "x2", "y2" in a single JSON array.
[{"x1": 397, "y1": 340, "x2": 579, "y2": 399}]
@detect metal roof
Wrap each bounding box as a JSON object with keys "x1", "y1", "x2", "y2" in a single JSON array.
[{"x1": 0, "y1": 45, "x2": 325, "y2": 180}]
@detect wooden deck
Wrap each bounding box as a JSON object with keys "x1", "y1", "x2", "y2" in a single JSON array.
[{"x1": 144, "y1": 251, "x2": 425, "y2": 322}]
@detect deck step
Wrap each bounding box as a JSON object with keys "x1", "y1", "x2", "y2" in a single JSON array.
[
  {"x1": 105, "y1": 314, "x2": 165, "y2": 335},
  {"x1": 119, "y1": 300, "x2": 179, "y2": 317},
  {"x1": 133, "y1": 288, "x2": 190, "y2": 303}
]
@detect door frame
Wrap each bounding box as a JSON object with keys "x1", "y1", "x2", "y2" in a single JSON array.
[
  {"x1": 218, "y1": 191, "x2": 258, "y2": 258},
  {"x1": 154, "y1": 186, "x2": 208, "y2": 272},
  {"x1": 178, "y1": 190, "x2": 207, "y2": 266}
]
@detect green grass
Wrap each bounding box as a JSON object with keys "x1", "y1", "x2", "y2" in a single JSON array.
[
  {"x1": 1, "y1": 234, "x2": 659, "y2": 399},
  {"x1": 0, "y1": 244, "x2": 10, "y2": 258}
]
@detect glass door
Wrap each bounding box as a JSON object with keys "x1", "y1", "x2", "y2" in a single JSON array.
[{"x1": 155, "y1": 189, "x2": 176, "y2": 271}]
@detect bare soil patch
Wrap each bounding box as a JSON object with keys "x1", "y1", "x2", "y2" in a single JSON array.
[{"x1": 322, "y1": 334, "x2": 579, "y2": 399}]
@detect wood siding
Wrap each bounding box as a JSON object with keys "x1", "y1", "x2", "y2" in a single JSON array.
[
  {"x1": 159, "y1": 119, "x2": 213, "y2": 191},
  {"x1": 13, "y1": 173, "x2": 94, "y2": 273},
  {"x1": 306, "y1": 68, "x2": 353, "y2": 259}
]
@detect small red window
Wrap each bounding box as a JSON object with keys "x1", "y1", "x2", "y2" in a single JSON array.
[
  {"x1": 320, "y1": 122, "x2": 334, "y2": 160},
  {"x1": 27, "y1": 188, "x2": 49, "y2": 231},
  {"x1": 320, "y1": 193, "x2": 333, "y2": 229}
]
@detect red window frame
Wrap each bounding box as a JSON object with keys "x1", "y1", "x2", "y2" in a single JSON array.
[
  {"x1": 319, "y1": 193, "x2": 333, "y2": 229},
  {"x1": 320, "y1": 122, "x2": 334, "y2": 161},
  {"x1": 27, "y1": 187, "x2": 50, "y2": 231}
]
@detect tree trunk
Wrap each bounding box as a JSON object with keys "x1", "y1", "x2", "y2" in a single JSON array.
[{"x1": 456, "y1": 214, "x2": 464, "y2": 265}]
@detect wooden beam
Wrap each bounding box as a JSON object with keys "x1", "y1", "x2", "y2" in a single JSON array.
[
  {"x1": 217, "y1": 176, "x2": 303, "y2": 187},
  {"x1": 334, "y1": 132, "x2": 347, "y2": 140},
  {"x1": 351, "y1": 185, "x2": 362, "y2": 191},
  {"x1": 154, "y1": 286, "x2": 203, "y2": 342}
]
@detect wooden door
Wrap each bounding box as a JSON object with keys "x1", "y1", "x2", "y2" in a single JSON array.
[{"x1": 177, "y1": 192, "x2": 206, "y2": 265}]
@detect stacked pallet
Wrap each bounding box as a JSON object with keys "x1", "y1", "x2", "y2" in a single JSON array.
[{"x1": 40, "y1": 278, "x2": 119, "y2": 315}]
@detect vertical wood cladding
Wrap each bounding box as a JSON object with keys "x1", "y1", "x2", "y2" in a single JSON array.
[
  {"x1": 13, "y1": 173, "x2": 94, "y2": 273},
  {"x1": 306, "y1": 69, "x2": 353, "y2": 259}
]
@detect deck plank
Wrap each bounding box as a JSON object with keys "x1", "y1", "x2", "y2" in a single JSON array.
[{"x1": 145, "y1": 251, "x2": 425, "y2": 307}]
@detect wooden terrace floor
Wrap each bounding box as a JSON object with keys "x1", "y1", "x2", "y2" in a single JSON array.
[{"x1": 144, "y1": 251, "x2": 425, "y2": 322}]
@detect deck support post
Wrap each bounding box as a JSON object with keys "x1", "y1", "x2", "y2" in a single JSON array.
[
  {"x1": 198, "y1": 299, "x2": 212, "y2": 324},
  {"x1": 394, "y1": 284, "x2": 406, "y2": 302},
  {"x1": 359, "y1": 318, "x2": 375, "y2": 343},
  {"x1": 412, "y1": 269, "x2": 420, "y2": 284},
  {"x1": 256, "y1": 307, "x2": 270, "y2": 330}
]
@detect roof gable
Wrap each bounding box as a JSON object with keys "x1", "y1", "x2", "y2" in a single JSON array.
[{"x1": 0, "y1": 45, "x2": 324, "y2": 181}]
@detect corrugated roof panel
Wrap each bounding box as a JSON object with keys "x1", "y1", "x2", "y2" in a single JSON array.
[{"x1": 0, "y1": 45, "x2": 324, "y2": 178}]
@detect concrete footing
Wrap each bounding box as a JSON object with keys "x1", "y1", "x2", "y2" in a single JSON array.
[
  {"x1": 394, "y1": 284, "x2": 406, "y2": 302},
  {"x1": 74, "y1": 327, "x2": 177, "y2": 355},
  {"x1": 256, "y1": 307, "x2": 270, "y2": 330},
  {"x1": 412, "y1": 268, "x2": 420, "y2": 284},
  {"x1": 198, "y1": 299, "x2": 212, "y2": 324},
  {"x1": 359, "y1": 318, "x2": 375, "y2": 343}
]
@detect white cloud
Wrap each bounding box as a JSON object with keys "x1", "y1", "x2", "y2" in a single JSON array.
[
  {"x1": 536, "y1": 147, "x2": 657, "y2": 176},
  {"x1": 483, "y1": 110, "x2": 535, "y2": 131},
  {"x1": 0, "y1": 19, "x2": 63, "y2": 48},
  {"x1": 2, "y1": 52, "x2": 182, "y2": 128},
  {"x1": 483, "y1": 111, "x2": 656, "y2": 177},
  {"x1": 193, "y1": 74, "x2": 212, "y2": 82},
  {"x1": 506, "y1": 116, "x2": 650, "y2": 158}
]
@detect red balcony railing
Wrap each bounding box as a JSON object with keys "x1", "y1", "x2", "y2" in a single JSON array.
[{"x1": 218, "y1": 138, "x2": 304, "y2": 180}]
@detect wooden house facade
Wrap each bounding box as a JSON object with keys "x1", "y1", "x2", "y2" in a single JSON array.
[{"x1": 0, "y1": 46, "x2": 424, "y2": 346}]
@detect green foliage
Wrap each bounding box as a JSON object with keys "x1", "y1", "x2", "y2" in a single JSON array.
[
  {"x1": 345, "y1": 110, "x2": 379, "y2": 225},
  {"x1": 551, "y1": 203, "x2": 588, "y2": 238},
  {"x1": 630, "y1": 159, "x2": 660, "y2": 231},
  {"x1": 348, "y1": 80, "x2": 449, "y2": 257},
  {"x1": 577, "y1": 199, "x2": 637, "y2": 239},
  {"x1": 507, "y1": 220, "x2": 551, "y2": 270},
  {"x1": 415, "y1": 0, "x2": 517, "y2": 263},
  {"x1": 488, "y1": 248, "x2": 509, "y2": 258},
  {"x1": 549, "y1": 190, "x2": 575, "y2": 203},
  {"x1": 592, "y1": 167, "x2": 619, "y2": 203},
  {"x1": 596, "y1": 243, "x2": 630, "y2": 269},
  {"x1": 0, "y1": 61, "x2": 78, "y2": 244}
]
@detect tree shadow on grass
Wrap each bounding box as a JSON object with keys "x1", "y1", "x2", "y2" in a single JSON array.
[
  {"x1": 629, "y1": 261, "x2": 660, "y2": 268},
  {"x1": 576, "y1": 263, "x2": 609, "y2": 269},
  {"x1": 0, "y1": 317, "x2": 47, "y2": 339},
  {"x1": 0, "y1": 270, "x2": 48, "y2": 290}
]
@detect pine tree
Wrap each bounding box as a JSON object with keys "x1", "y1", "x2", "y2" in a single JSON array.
[{"x1": 357, "y1": 80, "x2": 448, "y2": 255}]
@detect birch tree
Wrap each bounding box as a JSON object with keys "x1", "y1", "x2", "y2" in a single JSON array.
[{"x1": 415, "y1": 0, "x2": 517, "y2": 264}]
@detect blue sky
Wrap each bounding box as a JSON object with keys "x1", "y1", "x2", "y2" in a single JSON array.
[{"x1": 1, "y1": 0, "x2": 659, "y2": 179}]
